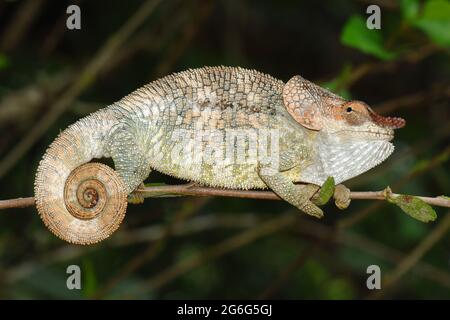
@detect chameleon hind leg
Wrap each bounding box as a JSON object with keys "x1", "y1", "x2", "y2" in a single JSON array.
[
  {"x1": 258, "y1": 166, "x2": 323, "y2": 218},
  {"x1": 277, "y1": 146, "x2": 351, "y2": 211},
  {"x1": 107, "y1": 116, "x2": 154, "y2": 202},
  {"x1": 127, "y1": 182, "x2": 147, "y2": 204}
]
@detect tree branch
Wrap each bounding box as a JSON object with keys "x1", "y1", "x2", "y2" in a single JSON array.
[
  {"x1": 1, "y1": 183, "x2": 449, "y2": 210},
  {"x1": 0, "y1": 197, "x2": 34, "y2": 209}
]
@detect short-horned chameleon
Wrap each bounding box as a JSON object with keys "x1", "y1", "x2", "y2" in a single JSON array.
[{"x1": 34, "y1": 66, "x2": 405, "y2": 244}]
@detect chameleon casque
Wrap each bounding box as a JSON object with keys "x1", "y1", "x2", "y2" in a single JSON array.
[{"x1": 34, "y1": 66, "x2": 405, "y2": 244}]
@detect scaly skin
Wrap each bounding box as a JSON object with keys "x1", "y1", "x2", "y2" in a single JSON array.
[{"x1": 35, "y1": 66, "x2": 405, "y2": 224}]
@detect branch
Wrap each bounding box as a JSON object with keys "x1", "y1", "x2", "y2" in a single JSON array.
[
  {"x1": 0, "y1": 197, "x2": 34, "y2": 209},
  {"x1": 1, "y1": 184, "x2": 449, "y2": 210},
  {"x1": 338, "y1": 144, "x2": 450, "y2": 227}
]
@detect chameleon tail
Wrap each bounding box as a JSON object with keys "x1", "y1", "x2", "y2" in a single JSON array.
[{"x1": 34, "y1": 112, "x2": 128, "y2": 245}]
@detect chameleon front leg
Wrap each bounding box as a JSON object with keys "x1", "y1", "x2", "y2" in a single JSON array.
[
  {"x1": 280, "y1": 146, "x2": 351, "y2": 210},
  {"x1": 258, "y1": 165, "x2": 323, "y2": 218}
]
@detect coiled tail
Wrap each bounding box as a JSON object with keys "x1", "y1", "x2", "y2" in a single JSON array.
[{"x1": 34, "y1": 111, "x2": 128, "y2": 245}]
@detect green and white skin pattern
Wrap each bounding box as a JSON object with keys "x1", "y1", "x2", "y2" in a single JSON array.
[{"x1": 34, "y1": 66, "x2": 406, "y2": 244}]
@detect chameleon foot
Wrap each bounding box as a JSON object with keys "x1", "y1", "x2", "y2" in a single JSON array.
[
  {"x1": 334, "y1": 184, "x2": 351, "y2": 209},
  {"x1": 128, "y1": 183, "x2": 146, "y2": 204},
  {"x1": 296, "y1": 184, "x2": 323, "y2": 218},
  {"x1": 258, "y1": 166, "x2": 323, "y2": 219}
]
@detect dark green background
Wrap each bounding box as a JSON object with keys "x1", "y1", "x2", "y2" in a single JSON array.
[{"x1": 0, "y1": 0, "x2": 449, "y2": 299}]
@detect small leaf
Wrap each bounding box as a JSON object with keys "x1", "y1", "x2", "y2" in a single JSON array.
[
  {"x1": 386, "y1": 192, "x2": 437, "y2": 223},
  {"x1": 439, "y1": 195, "x2": 450, "y2": 200},
  {"x1": 413, "y1": 0, "x2": 450, "y2": 46},
  {"x1": 340, "y1": 15, "x2": 397, "y2": 60},
  {"x1": 314, "y1": 176, "x2": 335, "y2": 206}
]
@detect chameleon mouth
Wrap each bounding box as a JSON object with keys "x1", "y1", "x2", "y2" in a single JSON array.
[
  {"x1": 338, "y1": 130, "x2": 394, "y2": 141},
  {"x1": 365, "y1": 131, "x2": 394, "y2": 142}
]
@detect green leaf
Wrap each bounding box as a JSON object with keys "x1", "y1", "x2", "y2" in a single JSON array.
[
  {"x1": 314, "y1": 176, "x2": 335, "y2": 206},
  {"x1": 340, "y1": 15, "x2": 397, "y2": 60},
  {"x1": 413, "y1": 0, "x2": 450, "y2": 46},
  {"x1": 401, "y1": 0, "x2": 420, "y2": 21},
  {"x1": 386, "y1": 190, "x2": 437, "y2": 223}
]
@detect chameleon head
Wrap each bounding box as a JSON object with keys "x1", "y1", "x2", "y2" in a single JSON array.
[
  {"x1": 282, "y1": 75, "x2": 405, "y2": 137},
  {"x1": 283, "y1": 75, "x2": 406, "y2": 184}
]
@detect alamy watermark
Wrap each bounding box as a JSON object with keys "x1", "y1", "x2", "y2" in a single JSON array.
[
  {"x1": 66, "y1": 264, "x2": 81, "y2": 290},
  {"x1": 366, "y1": 5, "x2": 381, "y2": 29},
  {"x1": 66, "y1": 5, "x2": 81, "y2": 30},
  {"x1": 164, "y1": 128, "x2": 280, "y2": 173},
  {"x1": 130, "y1": 96, "x2": 283, "y2": 176},
  {"x1": 366, "y1": 264, "x2": 381, "y2": 290}
]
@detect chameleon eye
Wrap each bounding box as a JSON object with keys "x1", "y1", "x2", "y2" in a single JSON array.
[{"x1": 346, "y1": 107, "x2": 353, "y2": 113}]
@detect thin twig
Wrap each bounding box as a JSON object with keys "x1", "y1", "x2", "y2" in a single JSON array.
[
  {"x1": 339, "y1": 144, "x2": 450, "y2": 228},
  {"x1": 342, "y1": 44, "x2": 440, "y2": 90},
  {"x1": 3, "y1": 213, "x2": 258, "y2": 284},
  {"x1": 153, "y1": 0, "x2": 214, "y2": 77},
  {"x1": 4, "y1": 212, "x2": 449, "y2": 293},
  {"x1": 0, "y1": 0, "x2": 162, "y2": 179},
  {"x1": 367, "y1": 211, "x2": 450, "y2": 299},
  {"x1": 349, "y1": 191, "x2": 450, "y2": 207},
  {"x1": 126, "y1": 213, "x2": 297, "y2": 297},
  {"x1": 91, "y1": 197, "x2": 210, "y2": 299},
  {"x1": 1, "y1": 184, "x2": 449, "y2": 211},
  {"x1": 0, "y1": 0, "x2": 45, "y2": 52},
  {"x1": 374, "y1": 85, "x2": 450, "y2": 115},
  {"x1": 258, "y1": 243, "x2": 317, "y2": 299},
  {"x1": 0, "y1": 197, "x2": 34, "y2": 209},
  {"x1": 291, "y1": 218, "x2": 450, "y2": 290}
]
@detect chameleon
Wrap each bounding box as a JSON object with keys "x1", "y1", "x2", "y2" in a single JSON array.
[{"x1": 34, "y1": 66, "x2": 405, "y2": 244}]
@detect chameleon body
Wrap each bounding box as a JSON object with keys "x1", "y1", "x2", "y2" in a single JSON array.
[{"x1": 34, "y1": 66, "x2": 405, "y2": 244}]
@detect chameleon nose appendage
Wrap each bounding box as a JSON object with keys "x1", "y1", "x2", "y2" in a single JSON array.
[
  {"x1": 36, "y1": 162, "x2": 128, "y2": 245},
  {"x1": 369, "y1": 110, "x2": 406, "y2": 129}
]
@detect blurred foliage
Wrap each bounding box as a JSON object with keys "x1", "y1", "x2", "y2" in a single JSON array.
[
  {"x1": 0, "y1": 0, "x2": 449, "y2": 300},
  {"x1": 411, "y1": 0, "x2": 450, "y2": 46},
  {"x1": 342, "y1": 0, "x2": 450, "y2": 61},
  {"x1": 341, "y1": 15, "x2": 398, "y2": 60},
  {"x1": 0, "y1": 53, "x2": 9, "y2": 70}
]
